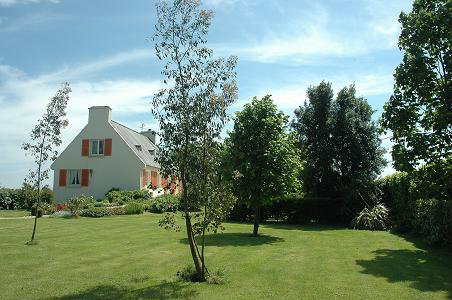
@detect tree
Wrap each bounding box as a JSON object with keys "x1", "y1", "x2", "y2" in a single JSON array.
[
  {"x1": 292, "y1": 83, "x2": 385, "y2": 214},
  {"x1": 291, "y1": 82, "x2": 335, "y2": 197},
  {"x1": 381, "y1": 0, "x2": 452, "y2": 171},
  {"x1": 22, "y1": 82, "x2": 71, "y2": 243},
  {"x1": 152, "y1": 0, "x2": 238, "y2": 281},
  {"x1": 225, "y1": 95, "x2": 302, "y2": 236}
]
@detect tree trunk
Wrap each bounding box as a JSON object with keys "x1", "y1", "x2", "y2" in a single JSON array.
[
  {"x1": 185, "y1": 212, "x2": 202, "y2": 279},
  {"x1": 253, "y1": 204, "x2": 260, "y2": 236}
]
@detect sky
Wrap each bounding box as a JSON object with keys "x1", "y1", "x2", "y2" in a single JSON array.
[{"x1": 0, "y1": 0, "x2": 413, "y2": 188}]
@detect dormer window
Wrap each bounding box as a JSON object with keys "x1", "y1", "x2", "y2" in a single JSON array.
[
  {"x1": 135, "y1": 145, "x2": 142, "y2": 151},
  {"x1": 90, "y1": 139, "x2": 104, "y2": 156},
  {"x1": 148, "y1": 149, "x2": 155, "y2": 155}
]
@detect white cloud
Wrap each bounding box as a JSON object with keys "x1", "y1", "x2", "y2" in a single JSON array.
[
  {"x1": 0, "y1": 12, "x2": 67, "y2": 32},
  {"x1": 213, "y1": 0, "x2": 412, "y2": 64},
  {"x1": 0, "y1": 0, "x2": 59, "y2": 7}
]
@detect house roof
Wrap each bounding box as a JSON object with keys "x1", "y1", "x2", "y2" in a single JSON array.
[{"x1": 111, "y1": 120, "x2": 159, "y2": 167}]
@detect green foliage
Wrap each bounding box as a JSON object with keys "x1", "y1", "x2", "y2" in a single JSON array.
[
  {"x1": 80, "y1": 207, "x2": 110, "y2": 218},
  {"x1": 352, "y1": 203, "x2": 389, "y2": 231},
  {"x1": 381, "y1": 0, "x2": 452, "y2": 170},
  {"x1": 291, "y1": 82, "x2": 385, "y2": 218},
  {"x1": 377, "y1": 172, "x2": 413, "y2": 231},
  {"x1": 67, "y1": 196, "x2": 94, "y2": 216},
  {"x1": 105, "y1": 190, "x2": 150, "y2": 204},
  {"x1": 225, "y1": 95, "x2": 302, "y2": 235},
  {"x1": 229, "y1": 194, "x2": 344, "y2": 225},
  {"x1": 176, "y1": 264, "x2": 202, "y2": 282},
  {"x1": 152, "y1": 0, "x2": 238, "y2": 279},
  {"x1": 378, "y1": 160, "x2": 452, "y2": 245},
  {"x1": 0, "y1": 188, "x2": 19, "y2": 210},
  {"x1": 125, "y1": 202, "x2": 145, "y2": 215},
  {"x1": 0, "y1": 185, "x2": 54, "y2": 210},
  {"x1": 293, "y1": 82, "x2": 385, "y2": 197},
  {"x1": 148, "y1": 194, "x2": 180, "y2": 213},
  {"x1": 206, "y1": 267, "x2": 227, "y2": 285},
  {"x1": 414, "y1": 199, "x2": 452, "y2": 246}
]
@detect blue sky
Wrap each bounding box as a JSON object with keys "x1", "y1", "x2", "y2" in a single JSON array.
[{"x1": 0, "y1": 0, "x2": 412, "y2": 188}]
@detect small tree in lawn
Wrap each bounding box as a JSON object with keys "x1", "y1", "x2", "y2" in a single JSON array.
[
  {"x1": 22, "y1": 82, "x2": 71, "y2": 243},
  {"x1": 152, "y1": 0, "x2": 238, "y2": 281},
  {"x1": 225, "y1": 95, "x2": 302, "y2": 236}
]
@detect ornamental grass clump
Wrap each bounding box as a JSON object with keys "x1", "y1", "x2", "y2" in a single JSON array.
[{"x1": 352, "y1": 203, "x2": 389, "y2": 231}]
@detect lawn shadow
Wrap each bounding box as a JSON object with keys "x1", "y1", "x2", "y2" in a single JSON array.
[
  {"x1": 356, "y1": 248, "x2": 452, "y2": 299},
  {"x1": 262, "y1": 221, "x2": 346, "y2": 231},
  {"x1": 180, "y1": 232, "x2": 284, "y2": 247},
  {"x1": 46, "y1": 280, "x2": 197, "y2": 300}
]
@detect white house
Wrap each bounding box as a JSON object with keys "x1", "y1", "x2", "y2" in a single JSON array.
[{"x1": 51, "y1": 106, "x2": 174, "y2": 202}]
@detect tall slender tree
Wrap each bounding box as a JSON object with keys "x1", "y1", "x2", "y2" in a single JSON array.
[
  {"x1": 22, "y1": 82, "x2": 71, "y2": 243},
  {"x1": 152, "y1": 0, "x2": 238, "y2": 280}
]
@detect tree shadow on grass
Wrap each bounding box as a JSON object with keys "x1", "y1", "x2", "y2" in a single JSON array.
[
  {"x1": 356, "y1": 248, "x2": 452, "y2": 299},
  {"x1": 47, "y1": 280, "x2": 197, "y2": 300},
  {"x1": 180, "y1": 232, "x2": 284, "y2": 247},
  {"x1": 262, "y1": 221, "x2": 346, "y2": 231}
]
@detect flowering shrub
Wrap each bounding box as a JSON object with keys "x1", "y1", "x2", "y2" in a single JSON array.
[{"x1": 148, "y1": 194, "x2": 180, "y2": 213}]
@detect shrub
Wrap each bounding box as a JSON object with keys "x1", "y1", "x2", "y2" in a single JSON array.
[
  {"x1": 229, "y1": 194, "x2": 343, "y2": 224},
  {"x1": 414, "y1": 198, "x2": 452, "y2": 246},
  {"x1": 0, "y1": 189, "x2": 19, "y2": 210},
  {"x1": 148, "y1": 194, "x2": 180, "y2": 213},
  {"x1": 31, "y1": 206, "x2": 43, "y2": 218},
  {"x1": 106, "y1": 190, "x2": 132, "y2": 203},
  {"x1": 125, "y1": 202, "x2": 145, "y2": 215},
  {"x1": 352, "y1": 203, "x2": 389, "y2": 231},
  {"x1": 107, "y1": 206, "x2": 126, "y2": 216},
  {"x1": 105, "y1": 189, "x2": 150, "y2": 204},
  {"x1": 51, "y1": 210, "x2": 72, "y2": 218},
  {"x1": 80, "y1": 207, "x2": 110, "y2": 218},
  {"x1": 67, "y1": 196, "x2": 94, "y2": 216},
  {"x1": 206, "y1": 268, "x2": 227, "y2": 285},
  {"x1": 176, "y1": 264, "x2": 202, "y2": 282}
]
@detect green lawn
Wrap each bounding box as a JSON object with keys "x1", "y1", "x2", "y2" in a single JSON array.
[
  {"x1": 0, "y1": 209, "x2": 30, "y2": 217},
  {"x1": 1, "y1": 213, "x2": 450, "y2": 300}
]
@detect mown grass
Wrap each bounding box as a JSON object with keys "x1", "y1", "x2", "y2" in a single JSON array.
[
  {"x1": 0, "y1": 213, "x2": 450, "y2": 300},
  {"x1": 0, "y1": 209, "x2": 30, "y2": 217}
]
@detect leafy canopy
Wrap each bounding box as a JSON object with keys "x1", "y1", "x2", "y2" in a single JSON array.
[{"x1": 381, "y1": 0, "x2": 452, "y2": 170}]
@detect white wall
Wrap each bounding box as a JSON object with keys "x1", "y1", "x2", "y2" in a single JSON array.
[{"x1": 51, "y1": 107, "x2": 145, "y2": 202}]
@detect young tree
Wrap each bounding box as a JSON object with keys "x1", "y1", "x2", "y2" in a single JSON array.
[
  {"x1": 381, "y1": 0, "x2": 452, "y2": 170},
  {"x1": 22, "y1": 82, "x2": 71, "y2": 243},
  {"x1": 226, "y1": 95, "x2": 302, "y2": 236},
  {"x1": 152, "y1": 0, "x2": 238, "y2": 280}
]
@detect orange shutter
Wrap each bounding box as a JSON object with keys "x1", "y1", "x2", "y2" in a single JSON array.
[
  {"x1": 151, "y1": 171, "x2": 157, "y2": 188},
  {"x1": 162, "y1": 177, "x2": 167, "y2": 194},
  {"x1": 170, "y1": 176, "x2": 176, "y2": 194},
  {"x1": 59, "y1": 169, "x2": 67, "y2": 187},
  {"x1": 142, "y1": 170, "x2": 148, "y2": 187},
  {"x1": 81, "y1": 169, "x2": 90, "y2": 186},
  {"x1": 105, "y1": 138, "x2": 112, "y2": 156},
  {"x1": 82, "y1": 139, "x2": 89, "y2": 156}
]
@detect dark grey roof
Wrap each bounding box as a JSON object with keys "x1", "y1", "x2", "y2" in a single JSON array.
[{"x1": 111, "y1": 121, "x2": 159, "y2": 167}]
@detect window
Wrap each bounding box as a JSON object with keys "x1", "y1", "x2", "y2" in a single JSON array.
[
  {"x1": 90, "y1": 139, "x2": 104, "y2": 156},
  {"x1": 68, "y1": 170, "x2": 81, "y2": 186},
  {"x1": 148, "y1": 149, "x2": 155, "y2": 155},
  {"x1": 135, "y1": 144, "x2": 142, "y2": 151}
]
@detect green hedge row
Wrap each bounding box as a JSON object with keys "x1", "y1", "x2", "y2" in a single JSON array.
[{"x1": 377, "y1": 160, "x2": 452, "y2": 246}]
